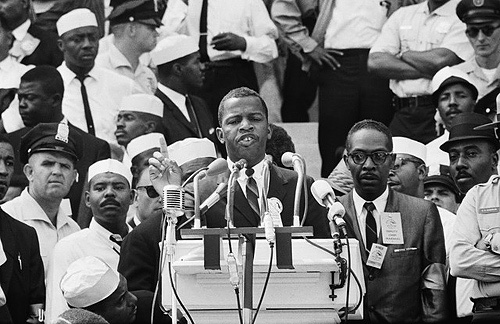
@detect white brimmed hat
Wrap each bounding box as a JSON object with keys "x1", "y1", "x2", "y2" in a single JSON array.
[
  {"x1": 120, "y1": 94, "x2": 163, "y2": 117},
  {"x1": 393, "y1": 137, "x2": 427, "y2": 163},
  {"x1": 127, "y1": 132, "x2": 165, "y2": 160},
  {"x1": 431, "y1": 66, "x2": 478, "y2": 105},
  {"x1": 88, "y1": 158, "x2": 133, "y2": 186},
  {"x1": 168, "y1": 137, "x2": 216, "y2": 166},
  {"x1": 57, "y1": 8, "x2": 98, "y2": 36},
  {"x1": 151, "y1": 35, "x2": 198, "y2": 66},
  {"x1": 60, "y1": 256, "x2": 120, "y2": 308}
]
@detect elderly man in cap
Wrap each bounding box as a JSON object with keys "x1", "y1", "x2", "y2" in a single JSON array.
[
  {"x1": 427, "y1": 66, "x2": 478, "y2": 176},
  {"x1": 1, "y1": 122, "x2": 81, "y2": 274},
  {"x1": 115, "y1": 93, "x2": 163, "y2": 150},
  {"x1": 456, "y1": 0, "x2": 500, "y2": 120},
  {"x1": 96, "y1": 0, "x2": 161, "y2": 94},
  {"x1": 151, "y1": 35, "x2": 218, "y2": 148},
  {"x1": 59, "y1": 256, "x2": 137, "y2": 324},
  {"x1": 45, "y1": 158, "x2": 134, "y2": 323},
  {"x1": 0, "y1": 134, "x2": 45, "y2": 324},
  {"x1": 126, "y1": 132, "x2": 165, "y2": 228},
  {"x1": 5, "y1": 65, "x2": 110, "y2": 225},
  {"x1": 424, "y1": 174, "x2": 461, "y2": 214},
  {"x1": 450, "y1": 115, "x2": 500, "y2": 323},
  {"x1": 119, "y1": 137, "x2": 217, "y2": 292},
  {"x1": 52, "y1": 8, "x2": 142, "y2": 145}
]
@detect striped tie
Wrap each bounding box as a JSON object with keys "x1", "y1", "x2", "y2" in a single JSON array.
[
  {"x1": 245, "y1": 168, "x2": 260, "y2": 220},
  {"x1": 364, "y1": 202, "x2": 377, "y2": 252}
]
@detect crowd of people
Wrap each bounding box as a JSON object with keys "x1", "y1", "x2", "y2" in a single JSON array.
[{"x1": 0, "y1": 0, "x2": 499, "y2": 323}]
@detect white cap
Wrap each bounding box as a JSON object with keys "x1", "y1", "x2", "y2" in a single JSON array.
[
  {"x1": 393, "y1": 137, "x2": 427, "y2": 163},
  {"x1": 431, "y1": 66, "x2": 476, "y2": 95},
  {"x1": 127, "y1": 132, "x2": 165, "y2": 160},
  {"x1": 168, "y1": 137, "x2": 216, "y2": 166},
  {"x1": 88, "y1": 158, "x2": 133, "y2": 186},
  {"x1": 151, "y1": 35, "x2": 198, "y2": 66},
  {"x1": 57, "y1": 8, "x2": 98, "y2": 36},
  {"x1": 60, "y1": 256, "x2": 120, "y2": 308},
  {"x1": 120, "y1": 94, "x2": 163, "y2": 117}
]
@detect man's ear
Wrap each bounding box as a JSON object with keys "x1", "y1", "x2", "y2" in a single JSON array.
[
  {"x1": 267, "y1": 124, "x2": 272, "y2": 140},
  {"x1": 417, "y1": 164, "x2": 427, "y2": 181},
  {"x1": 343, "y1": 155, "x2": 351, "y2": 171},
  {"x1": 57, "y1": 39, "x2": 64, "y2": 53},
  {"x1": 129, "y1": 188, "x2": 136, "y2": 206},
  {"x1": 23, "y1": 163, "x2": 34, "y2": 181},
  {"x1": 216, "y1": 127, "x2": 224, "y2": 144},
  {"x1": 145, "y1": 121, "x2": 157, "y2": 133},
  {"x1": 492, "y1": 151, "x2": 499, "y2": 171},
  {"x1": 85, "y1": 191, "x2": 91, "y2": 208}
]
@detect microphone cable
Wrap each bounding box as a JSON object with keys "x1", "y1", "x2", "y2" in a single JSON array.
[{"x1": 251, "y1": 242, "x2": 274, "y2": 324}]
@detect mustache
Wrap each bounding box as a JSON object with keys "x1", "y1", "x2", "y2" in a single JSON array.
[{"x1": 100, "y1": 199, "x2": 120, "y2": 207}]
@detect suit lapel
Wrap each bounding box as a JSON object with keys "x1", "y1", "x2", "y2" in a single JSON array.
[
  {"x1": 156, "y1": 89, "x2": 199, "y2": 137},
  {"x1": 0, "y1": 214, "x2": 17, "y2": 294},
  {"x1": 344, "y1": 192, "x2": 369, "y2": 263}
]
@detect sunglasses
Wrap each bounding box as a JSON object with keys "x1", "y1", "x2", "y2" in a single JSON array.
[
  {"x1": 346, "y1": 151, "x2": 392, "y2": 165},
  {"x1": 465, "y1": 24, "x2": 500, "y2": 38},
  {"x1": 136, "y1": 185, "x2": 159, "y2": 198}
]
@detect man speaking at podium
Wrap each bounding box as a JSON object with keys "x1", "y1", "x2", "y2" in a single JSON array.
[
  {"x1": 204, "y1": 87, "x2": 329, "y2": 237},
  {"x1": 340, "y1": 119, "x2": 448, "y2": 323}
]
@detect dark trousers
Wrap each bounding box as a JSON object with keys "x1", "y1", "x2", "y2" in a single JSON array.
[
  {"x1": 389, "y1": 101, "x2": 438, "y2": 144},
  {"x1": 281, "y1": 50, "x2": 318, "y2": 122},
  {"x1": 196, "y1": 58, "x2": 259, "y2": 124},
  {"x1": 316, "y1": 49, "x2": 393, "y2": 177}
]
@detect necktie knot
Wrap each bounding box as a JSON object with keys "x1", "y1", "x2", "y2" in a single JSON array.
[
  {"x1": 245, "y1": 168, "x2": 255, "y2": 177},
  {"x1": 364, "y1": 202, "x2": 375, "y2": 213},
  {"x1": 109, "y1": 234, "x2": 123, "y2": 246},
  {"x1": 76, "y1": 74, "x2": 89, "y2": 83}
]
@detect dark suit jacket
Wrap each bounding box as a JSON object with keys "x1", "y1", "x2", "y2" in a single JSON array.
[
  {"x1": 6, "y1": 123, "x2": 110, "y2": 222},
  {"x1": 339, "y1": 189, "x2": 448, "y2": 323},
  {"x1": 0, "y1": 208, "x2": 45, "y2": 324},
  {"x1": 119, "y1": 164, "x2": 330, "y2": 293},
  {"x1": 20, "y1": 24, "x2": 63, "y2": 67},
  {"x1": 155, "y1": 89, "x2": 218, "y2": 146}
]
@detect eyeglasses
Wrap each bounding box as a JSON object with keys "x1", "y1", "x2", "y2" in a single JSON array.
[
  {"x1": 465, "y1": 24, "x2": 500, "y2": 38},
  {"x1": 346, "y1": 151, "x2": 392, "y2": 165},
  {"x1": 136, "y1": 185, "x2": 159, "y2": 198},
  {"x1": 391, "y1": 157, "x2": 424, "y2": 171}
]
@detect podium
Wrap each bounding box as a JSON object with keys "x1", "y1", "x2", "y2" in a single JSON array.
[{"x1": 161, "y1": 227, "x2": 365, "y2": 324}]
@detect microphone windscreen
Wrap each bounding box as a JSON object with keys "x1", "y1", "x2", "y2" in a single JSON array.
[
  {"x1": 281, "y1": 152, "x2": 294, "y2": 168},
  {"x1": 233, "y1": 159, "x2": 247, "y2": 171},
  {"x1": 206, "y1": 158, "x2": 228, "y2": 176},
  {"x1": 310, "y1": 179, "x2": 335, "y2": 207}
]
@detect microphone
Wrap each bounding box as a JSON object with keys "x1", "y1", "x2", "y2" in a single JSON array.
[
  {"x1": 199, "y1": 182, "x2": 228, "y2": 214},
  {"x1": 310, "y1": 180, "x2": 347, "y2": 235},
  {"x1": 263, "y1": 212, "x2": 275, "y2": 245},
  {"x1": 281, "y1": 152, "x2": 304, "y2": 227},
  {"x1": 197, "y1": 158, "x2": 228, "y2": 180},
  {"x1": 232, "y1": 159, "x2": 247, "y2": 172},
  {"x1": 163, "y1": 185, "x2": 185, "y2": 218},
  {"x1": 225, "y1": 159, "x2": 247, "y2": 225}
]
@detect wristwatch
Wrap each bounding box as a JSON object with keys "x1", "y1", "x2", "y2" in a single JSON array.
[
  {"x1": 484, "y1": 233, "x2": 494, "y2": 249},
  {"x1": 483, "y1": 233, "x2": 500, "y2": 254}
]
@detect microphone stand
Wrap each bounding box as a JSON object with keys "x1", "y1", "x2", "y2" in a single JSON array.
[{"x1": 292, "y1": 158, "x2": 304, "y2": 227}]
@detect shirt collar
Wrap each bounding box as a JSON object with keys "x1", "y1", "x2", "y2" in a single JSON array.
[
  {"x1": 58, "y1": 63, "x2": 99, "y2": 87},
  {"x1": 227, "y1": 157, "x2": 266, "y2": 182},
  {"x1": 20, "y1": 188, "x2": 72, "y2": 228},
  {"x1": 133, "y1": 214, "x2": 141, "y2": 227},
  {"x1": 107, "y1": 42, "x2": 132, "y2": 69},
  {"x1": 12, "y1": 19, "x2": 30, "y2": 41},
  {"x1": 0, "y1": 56, "x2": 16, "y2": 73},
  {"x1": 158, "y1": 83, "x2": 186, "y2": 104},
  {"x1": 352, "y1": 186, "x2": 389, "y2": 216}
]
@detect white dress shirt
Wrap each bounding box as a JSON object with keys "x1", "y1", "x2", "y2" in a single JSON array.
[
  {"x1": 352, "y1": 186, "x2": 389, "y2": 249},
  {"x1": 161, "y1": 0, "x2": 279, "y2": 63},
  {"x1": 157, "y1": 83, "x2": 191, "y2": 121},
  {"x1": 1, "y1": 188, "x2": 80, "y2": 275},
  {"x1": 58, "y1": 63, "x2": 144, "y2": 144}
]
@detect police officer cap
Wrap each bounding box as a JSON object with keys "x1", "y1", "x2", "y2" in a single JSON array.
[
  {"x1": 20, "y1": 122, "x2": 83, "y2": 164},
  {"x1": 457, "y1": 0, "x2": 500, "y2": 24},
  {"x1": 424, "y1": 174, "x2": 461, "y2": 198},
  {"x1": 108, "y1": 0, "x2": 163, "y2": 27}
]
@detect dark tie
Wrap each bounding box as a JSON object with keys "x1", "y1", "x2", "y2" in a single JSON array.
[
  {"x1": 109, "y1": 234, "x2": 122, "y2": 255},
  {"x1": 76, "y1": 74, "x2": 95, "y2": 136},
  {"x1": 245, "y1": 168, "x2": 260, "y2": 221},
  {"x1": 199, "y1": 0, "x2": 209, "y2": 62},
  {"x1": 364, "y1": 202, "x2": 377, "y2": 252},
  {"x1": 185, "y1": 95, "x2": 202, "y2": 137}
]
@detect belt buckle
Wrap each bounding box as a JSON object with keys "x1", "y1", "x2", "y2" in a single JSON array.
[{"x1": 408, "y1": 96, "x2": 418, "y2": 108}]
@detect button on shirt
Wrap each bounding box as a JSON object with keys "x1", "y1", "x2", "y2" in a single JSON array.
[
  {"x1": 95, "y1": 41, "x2": 157, "y2": 94},
  {"x1": 58, "y1": 63, "x2": 144, "y2": 144},
  {"x1": 324, "y1": 0, "x2": 388, "y2": 50},
  {"x1": 370, "y1": 0, "x2": 473, "y2": 97},
  {"x1": 352, "y1": 186, "x2": 389, "y2": 247},
  {"x1": 161, "y1": 0, "x2": 279, "y2": 63},
  {"x1": 1, "y1": 188, "x2": 80, "y2": 275},
  {"x1": 45, "y1": 219, "x2": 128, "y2": 324}
]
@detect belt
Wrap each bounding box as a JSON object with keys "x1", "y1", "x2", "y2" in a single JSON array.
[
  {"x1": 392, "y1": 95, "x2": 434, "y2": 110},
  {"x1": 204, "y1": 58, "x2": 250, "y2": 68},
  {"x1": 472, "y1": 297, "x2": 500, "y2": 312}
]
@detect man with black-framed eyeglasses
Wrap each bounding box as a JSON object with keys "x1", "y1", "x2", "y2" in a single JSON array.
[
  {"x1": 339, "y1": 119, "x2": 448, "y2": 323},
  {"x1": 455, "y1": 0, "x2": 500, "y2": 121}
]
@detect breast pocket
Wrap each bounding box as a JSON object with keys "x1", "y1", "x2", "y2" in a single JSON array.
[
  {"x1": 400, "y1": 26, "x2": 415, "y2": 52},
  {"x1": 428, "y1": 22, "x2": 451, "y2": 48},
  {"x1": 478, "y1": 213, "x2": 500, "y2": 233}
]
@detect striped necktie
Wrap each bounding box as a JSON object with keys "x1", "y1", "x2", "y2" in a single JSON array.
[
  {"x1": 245, "y1": 168, "x2": 260, "y2": 221},
  {"x1": 364, "y1": 202, "x2": 377, "y2": 251}
]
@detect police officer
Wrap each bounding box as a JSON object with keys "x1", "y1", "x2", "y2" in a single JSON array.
[
  {"x1": 456, "y1": 0, "x2": 500, "y2": 120},
  {"x1": 450, "y1": 115, "x2": 500, "y2": 323}
]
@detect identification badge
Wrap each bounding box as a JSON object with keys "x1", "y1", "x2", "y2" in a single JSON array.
[
  {"x1": 366, "y1": 243, "x2": 387, "y2": 269},
  {"x1": 480, "y1": 207, "x2": 500, "y2": 214},
  {"x1": 381, "y1": 212, "x2": 404, "y2": 244},
  {"x1": 267, "y1": 197, "x2": 283, "y2": 227}
]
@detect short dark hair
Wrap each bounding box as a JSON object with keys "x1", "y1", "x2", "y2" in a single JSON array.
[
  {"x1": 266, "y1": 124, "x2": 295, "y2": 168},
  {"x1": 0, "y1": 134, "x2": 12, "y2": 147},
  {"x1": 20, "y1": 65, "x2": 64, "y2": 97},
  {"x1": 345, "y1": 119, "x2": 393, "y2": 152},
  {"x1": 217, "y1": 87, "x2": 268, "y2": 126}
]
